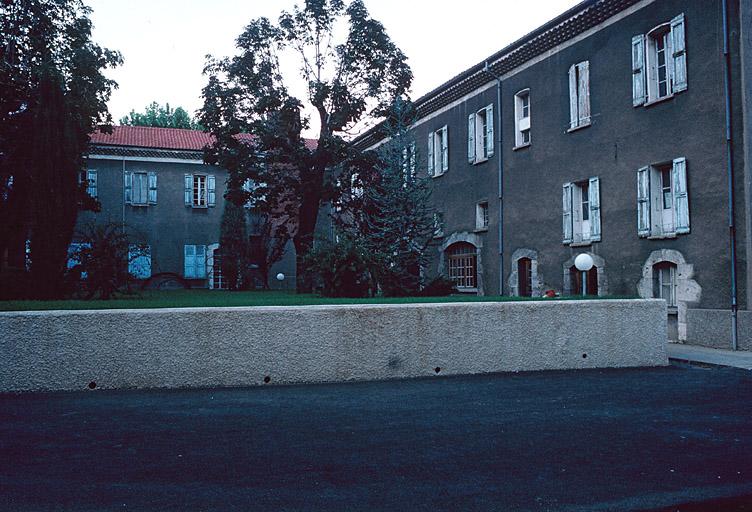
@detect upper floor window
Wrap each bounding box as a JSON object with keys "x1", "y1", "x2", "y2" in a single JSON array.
[
  {"x1": 124, "y1": 171, "x2": 157, "y2": 206},
  {"x1": 514, "y1": 90, "x2": 530, "y2": 148},
  {"x1": 427, "y1": 126, "x2": 448, "y2": 177},
  {"x1": 632, "y1": 13, "x2": 687, "y2": 106},
  {"x1": 562, "y1": 177, "x2": 601, "y2": 245},
  {"x1": 468, "y1": 104, "x2": 494, "y2": 164},
  {"x1": 475, "y1": 201, "x2": 489, "y2": 231},
  {"x1": 79, "y1": 170, "x2": 97, "y2": 198},
  {"x1": 568, "y1": 61, "x2": 590, "y2": 130},
  {"x1": 637, "y1": 157, "x2": 689, "y2": 238},
  {"x1": 185, "y1": 174, "x2": 216, "y2": 208}
]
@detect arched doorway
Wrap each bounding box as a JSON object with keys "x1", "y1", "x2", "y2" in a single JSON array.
[
  {"x1": 518, "y1": 258, "x2": 533, "y2": 297},
  {"x1": 569, "y1": 265, "x2": 598, "y2": 296}
]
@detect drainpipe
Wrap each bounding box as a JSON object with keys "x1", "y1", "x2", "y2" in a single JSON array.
[
  {"x1": 722, "y1": 0, "x2": 739, "y2": 350},
  {"x1": 483, "y1": 61, "x2": 504, "y2": 296}
]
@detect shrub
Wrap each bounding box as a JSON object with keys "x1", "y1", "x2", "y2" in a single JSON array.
[{"x1": 305, "y1": 238, "x2": 372, "y2": 298}]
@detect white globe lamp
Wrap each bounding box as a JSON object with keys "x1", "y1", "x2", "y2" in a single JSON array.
[
  {"x1": 574, "y1": 253, "x2": 594, "y2": 296},
  {"x1": 276, "y1": 273, "x2": 285, "y2": 282}
]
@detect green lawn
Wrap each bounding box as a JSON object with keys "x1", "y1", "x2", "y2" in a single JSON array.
[{"x1": 0, "y1": 290, "x2": 634, "y2": 312}]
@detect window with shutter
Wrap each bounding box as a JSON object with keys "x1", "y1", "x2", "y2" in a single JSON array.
[
  {"x1": 636, "y1": 13, "x2": 687, "y2": 105},
  {"x1": 637, "y1": 159, "x2": 689, "y2": 237},
  {"x1": 207, "y1": 175, "x2": 216, "y2": 207},
  {"x1": 427, "y1": 133, "x2": 435, "y2": 176},
  {"x1": 184, "y1": 245, "x2": 196, "y2": 278},
  {"x1": 485, "y1": 104, "x2": 494, "y2": 158},
  {"x1": 670, "y1": 14, "x2": 687, "y2": 92},
  {"x1": 588, "y1": 176, "x2": 601, "y2": 241},
  {"x1": 86, "y1": 170, "x2": 98, "y2": 198},
  {"x1": 467, "y1": 113, "x2": 476, "y2": 163},
  {"x1": 131, "y1": 172, "x2": 148, "y2": 205},
  {"x1": 440, "y1": 126, "x2": 449, "y2": 171},
  {"x1": 429, "y1": 126, "x2": 448, "y2": 176},
  {"x1": 468, "y1": 105, "x2": 494, "y2": 164}
]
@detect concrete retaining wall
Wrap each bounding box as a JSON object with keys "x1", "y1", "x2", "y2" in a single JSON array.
[
  {"x1": 686, "y1": 308, "x2": 752, "y2": 351},
  {"x1": 0, "y1": 299, "x2": 668, "y2": 392}
]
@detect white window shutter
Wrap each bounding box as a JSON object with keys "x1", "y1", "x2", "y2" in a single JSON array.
[
  {"x1": 485, "y1": 104, "x2": 494, "y2": 157},
  {"x1": 441, "y1": 126, "x2": 449, "y2": 172},
  {"x1": 671, "y1": 13, "x2": 687, "y2": 92},
  {"x1": 568, "y1": 64, "x2": 578, "y2": 128},
  {"x1": 467, "y1": 113, "x2": 476, "y2": 164},
  {"x1": 632, "y1": 34, "x2": 647, "y2": 106},
  {"x1": 184, "y1": 174, "x2": 192, "y2": 206},
  {"x1": 672, "y1": 157, "x2": 689, "y2": 234},
  {"x1": 588, "y1": 176, "x2": 601, "y2": 241},
  {"x1": 196, "y1": 245, "x2": 207, "y2": 278},
  {"x1": 124, "y1": 171, "x2": 132, "y2": 204},
  {"x1": 148, "y1": 172, "x2": 157, "y2": 205},
  {"x1": 427, "y1": 133, "x2": 435, "y2": 176},
  {"x1": 562, "y1": 183, "x2": 573, "y2": 244},
  {"x1": 578, "y1": 61, "x2": 591, "y2": 124},
  {"x1": 402, "y1": 146, "x2": 408, "y2": 178},
  {"x1": 637, "y1": 166, "x2": 651, "y2": 237},
  {"x1": 207, "y1": 175, "x2": 216, "y2": 206},
  {"x1": 184, "y1": 245, "x2": 195, "y2": 278}
]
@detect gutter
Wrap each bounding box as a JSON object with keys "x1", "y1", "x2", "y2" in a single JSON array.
[
  {"x1": 483, "y1": 62, "x2": 505, "y2": 296},
  {"x1": 722, "y1": 0, "x2": 739, "y2": 350}
]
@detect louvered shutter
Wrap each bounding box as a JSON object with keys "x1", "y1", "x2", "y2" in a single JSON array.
[
  {"x1": 196, "y1": 245, "x2": 207, "y2": 278},
  {"x1": 124, "y1": 171, "x2": 132, "y2": 204},
  {"x1": 632, "y1": 35, "x2": 647, "y2": 106},
  {"x1": 637, "y1": 167, "x2": 651, "y2": 237},
  {"x1": 148, "y1": 172, "x2": 157, "y2": 205},
  {"x1": 427, "y1": 133, "x2": 435, "y2": 176},
  {"x1": 670, "y1": 13, "x2": 687, "y2": 92},
  {"x1": 467, "y1": 113, "x2": 476, "y2": 163},
  {"x1": 87, "y1": 170, "x2": 97, "y2": 198},
  {"x1": 562, "y1": 183, "x2": 573, "y2": 244},
  {"x1": 485, "y1": 104, "x2": 494, "y2": 157},
  {"x1": 578, "y1": 61, "x2": 591, "y2": 124},
  {"x1": 568, "y1": 64, "x2": 578, "y2": 128},
  {"x1": 184, "y1": 174, "x2": 192, "y2": 206},
  {"x1": 207, "y1": 175, "x2": 216, "y2": 206},
  {"x1": 588, "y1": 176, "x2": 601, "y2": 241},
  {"x1": 402, "y1": 146, "x2": 408, "y2": 179},
  {"x1": 184, "y1": 245, "x2": 195, "y2": 278},
  {"x1": 441, "y1": 126, "x2": 449, "y2": 172},
  {"x1": 672, "y1": 157, "x2": 689, "y2": 234}
]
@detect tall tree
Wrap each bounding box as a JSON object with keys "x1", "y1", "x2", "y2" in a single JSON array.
[
  {"x1": 199, "y1": 0, "x2": 412, "y2": 292},
  {"x1": 219, "y1": 194, "x2": 248, "y2": 290},
  {"x1": 120, "y1": 101, "x2": 201, "y2": 130},
  {"x1": 336, "y1": 98, "x2": 435, "y2": 296},
  {"x1": 0, "y1": 0, "x2": 121, "y2": 298}
]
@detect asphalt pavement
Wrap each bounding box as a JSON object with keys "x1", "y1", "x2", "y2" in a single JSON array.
[{"x1": 2, "y1": 365, "x2": 752, "y2": 511}]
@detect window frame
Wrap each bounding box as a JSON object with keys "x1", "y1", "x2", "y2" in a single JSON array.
[
  {"x1": 514, "y1": 89, "x2": 531, "y2": 149},
  {"x1": 568, "y1": 61, "x2": 591, "y2": 131},
  {"x1": 446, "y1": 242, "x2": 478, "y2": 291},
  {"x1": 468, "y1": 104, "x2": 494, "y2": 164},
  {"x1": 475, "y1": 201, "x2": 489, "y2": 231},
  {"x1": 428, "y1": 126, "x2": 448, "y2": 177}
]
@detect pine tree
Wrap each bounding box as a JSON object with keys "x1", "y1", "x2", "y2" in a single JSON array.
[{"x1": 337, "y1": 99, "x2": 436, "y2": 296}]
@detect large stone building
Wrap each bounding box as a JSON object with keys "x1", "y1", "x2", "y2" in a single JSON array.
[
  {"x1": 79, "y1": 126, "x2": 302, "y2": 290},
  {"x1": 355, "y1": 0, "x2": 752, "y2": 348}
]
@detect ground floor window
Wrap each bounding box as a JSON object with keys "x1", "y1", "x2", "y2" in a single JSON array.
[
  {"x1": 653, "y1": 261, "x2": 677, "y2": 307},
  {"x1": 128, "y1": 244, "x2": 151, "y2": 279},
  {"x1": 569, "y1": 265, "x2": 598, "y2": 296},
  {"x1": 446, "y1": 242, "x2": 477, "y2": 290},
  {"x1": 184, "y1": 245, "x2": 207, "y2": 279},
  {"x1": 211, "y1": 250, "x2": 227, "y2": 290}
]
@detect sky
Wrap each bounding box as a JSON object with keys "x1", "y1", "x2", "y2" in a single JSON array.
[{"x1": 87, "y1": 0, "x2": 581, "y2": 137}]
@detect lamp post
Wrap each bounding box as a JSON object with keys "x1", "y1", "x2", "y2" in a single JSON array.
[{"x1": 574, "y1": 253, "x2": 594, "y2": 297}]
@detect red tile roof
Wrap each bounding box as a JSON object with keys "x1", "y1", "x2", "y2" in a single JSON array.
[{"x1": 90, "y1": 125, "x2": 317, "y2": 151}]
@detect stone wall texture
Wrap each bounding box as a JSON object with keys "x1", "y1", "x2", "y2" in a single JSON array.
[
  {"x1": 0, "y1": 300, "x2": 668, "y2": 392},
  {"x1": 686, "y1": 308, "x2": 752, "y2": 351}
]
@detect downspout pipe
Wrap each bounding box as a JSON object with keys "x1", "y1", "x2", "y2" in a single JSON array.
[
  {"x1": 483, "y1": 61, "x2": 504, "y2": 296},
  {"x1": 722, "y1": 0, "x2": 739, "y2": 350}
]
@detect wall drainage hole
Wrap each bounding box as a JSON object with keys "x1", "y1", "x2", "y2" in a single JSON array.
[
  {"x1": 582, "y1": 354, "x2": 588, "y2": 359},
  {"x1": 434, "y1": 367, "x2": 441, "y2": 374},
  {"x1": 87, "y1": 381, "x2": 97, "y2": 389},
  {"x1": 263, "y1": 376, "x2": 271, "y2": 384}
]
